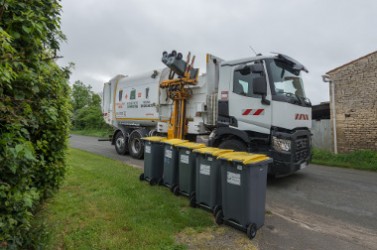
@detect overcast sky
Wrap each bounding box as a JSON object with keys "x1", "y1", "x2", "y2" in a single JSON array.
[{"x1": 57, "y1": 0, "x2": 377, "y2": 105}]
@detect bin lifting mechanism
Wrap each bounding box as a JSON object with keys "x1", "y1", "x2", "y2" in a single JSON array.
[{"x1": 160, "y1": 50, "x2": 199, "y2": 139}]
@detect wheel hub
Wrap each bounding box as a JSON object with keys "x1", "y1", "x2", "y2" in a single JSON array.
[{"x1": 116, "y1": 137, "x2": 125, "y2": 148}]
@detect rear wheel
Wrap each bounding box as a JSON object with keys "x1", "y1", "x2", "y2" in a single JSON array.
[
  {"x1": 128, "y1": 130, "x2": 144, "y2": 159},
  {"x1": 115, "y1": 131, "x2": 128, "y2": 155},
  {"x1": 218, "y1": 139, "x2": 247, "y2": 152}
]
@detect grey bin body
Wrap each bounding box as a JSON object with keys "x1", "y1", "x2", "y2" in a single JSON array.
[
  {"x1": 220, "y1": 158, "x2": 271, "y2": 230},
  {"x1": 195, "y1": 154, "x2": 221, "y2": 210},
  {"x1": 162, "y1": 144, "x2": 180, "y2": 188},
  {"x1": 177, "y1": 148, "x2": 196, "y2": 196},
  {"x1": 143, "y1": 140, "x2": 165, "y2": 182}
]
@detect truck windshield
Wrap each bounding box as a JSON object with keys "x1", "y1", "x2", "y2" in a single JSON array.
[{"x1": 267, "y1": 59, "x2": 309, "y2": 106}]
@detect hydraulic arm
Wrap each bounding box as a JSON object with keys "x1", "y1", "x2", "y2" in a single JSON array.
[{"x1": 160, "y1": 50, "x2": 199, "y2": 139}]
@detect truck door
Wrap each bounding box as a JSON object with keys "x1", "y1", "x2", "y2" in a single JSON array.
[{"x1": 228, "y1": 63, "x2": 272, "y2": 135}]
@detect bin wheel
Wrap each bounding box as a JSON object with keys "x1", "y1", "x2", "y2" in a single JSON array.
[
  {"x1": 215, "y1": 209, "x2": 224, "y2": 225},
  {"x1": 189, "y1": 194, "x2": 196, "y2": 208},
  {"x1": 149, "y1": 178, "x2": 157, "y2": 186},
  {"x1": 213, "y1": 205, "x2": 221, "y2": 216},
  {"x1": 158, "y1": 178, "x2": 164, "y2": 186},
  {"x1": 247, "y1": 223, "x2": 257, "y2": 239},
  {"x1": 139, "y1": 173, "x2": 145, "y2": 181},
  {"x1": 173, "y1": 185, "x2": 180, "y2": 196}
]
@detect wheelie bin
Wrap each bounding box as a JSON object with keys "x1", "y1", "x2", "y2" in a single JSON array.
[
  {"x1": 215, "y1": 152, "x2": 272, "y2": 239},
  {"x1": 174, "y1": 142, "x2": 206, "y2": 200},
  {"x1": 192, "y1": 147, "x2": 233, "y2": 212},
  {"x1": 139, "y1": 136, "x2": 166, "y2": 185},
  {"x1": 162, "y1": 139, "x2": 188, "y2": 192}
]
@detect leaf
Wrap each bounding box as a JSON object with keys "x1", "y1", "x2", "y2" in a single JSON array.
[
  {"x1": 32, "y1": 85, "x2": 39, "y2": 93},
  {"x1": 22, "y1": 26, "x2": 31, "y2": 34},
  {"x1": 12, "y1": 32, "x2": 21, "y2": 39}
]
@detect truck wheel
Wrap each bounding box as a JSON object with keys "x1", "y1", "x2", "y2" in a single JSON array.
[
  {"x1": 115, "y1": 131, "x2": 128, "y2": 155},
  {"x1": 128, "y1": 130, "x2": 144, "y2": 159},
  {"x1": 219, "y1": 139, "x2": 247, "y2": 152}
]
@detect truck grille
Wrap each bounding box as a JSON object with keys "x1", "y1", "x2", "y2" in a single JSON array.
[{"x1": 294, "y1": 136, "x2": 310, "y2": 162}]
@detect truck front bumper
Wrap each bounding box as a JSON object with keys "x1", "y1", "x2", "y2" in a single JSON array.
[{"x1": 269, "y1": 129, "x2": 312, "y2": 177}]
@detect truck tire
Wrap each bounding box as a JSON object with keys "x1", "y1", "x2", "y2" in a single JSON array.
[
  {"x1": 115, "y1": 131, "x2": 128, "y2": 155},
  {"x1": 128, "y1": 129, "x2": 145, "y2": 159},
  {"x1": 218, "y1": 139, "x2": 247, "y2": 152}
]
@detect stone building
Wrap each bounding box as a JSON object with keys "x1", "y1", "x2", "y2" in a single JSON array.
[{"x1": 326, "y1": 51, "x2": 377, "y2": 153}]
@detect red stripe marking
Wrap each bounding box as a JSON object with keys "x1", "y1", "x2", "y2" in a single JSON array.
[
  {"x1": 242, "y1": 109, "x2": 252, "y2": 115},
  {"x1": 253, "y1": 109, "x2": 264, "y2": 116}
]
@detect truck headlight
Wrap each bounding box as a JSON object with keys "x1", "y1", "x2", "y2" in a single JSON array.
[{"x1": 272, "y1": 136, "x2": 291, "y2": 152}]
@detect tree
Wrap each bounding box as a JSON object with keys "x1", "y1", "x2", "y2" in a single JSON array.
[
  {"x1": 71, "y1": 80, "x2": 92, "y2": 110},
  {"x1": 0, "y1": 0, "x2": 71, "y2": 247},
  {"x1": 71, "y1": 81, "x2": 109, "y2": 130}
]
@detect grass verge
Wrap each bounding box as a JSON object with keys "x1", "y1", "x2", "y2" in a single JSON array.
[
  {"x1": 312, "y1": 148, "x2": 377, "y2": 171},
  {"x1": 34, "y1": 148, "x2": 215, "y2": 249},
  {"x1": 70, "y1": 128, "x2": 113, "y2": 138}
]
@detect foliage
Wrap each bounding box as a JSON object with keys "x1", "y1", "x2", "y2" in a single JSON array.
[
  {"x1": 71, "y1": 80, "x2": 111, "y2": 131},
  {"x1": 0, "y1": 0, "x2": 70, "y2": 248},
  {"x1": 312, "y1": 148, "x2": 377, "y2": 171},
  {"x1": 71, "y1": 80, "x2": 92, "y2": 111},
  {"x1": 37, "y1": 149, "x2": 216, "y2": 249},
  {"x1": 70, "y1": 127, "x2": 113, "y2": 138}
]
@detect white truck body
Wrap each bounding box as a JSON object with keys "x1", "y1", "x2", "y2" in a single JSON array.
[{"x1": 102, "y1": 53, "x2": 312, "y2": 176}]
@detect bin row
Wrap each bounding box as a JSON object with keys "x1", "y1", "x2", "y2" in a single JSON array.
[{"x1": 139, "y1": 136, "x2": 272, "y2": 239}]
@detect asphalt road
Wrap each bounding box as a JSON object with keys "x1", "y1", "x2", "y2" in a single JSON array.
[{"x1": 70, "y1": 134, "x2": 377, "y2": 250}]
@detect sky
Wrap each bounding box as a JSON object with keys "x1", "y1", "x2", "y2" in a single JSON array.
[{"x1": 57, "y1": 0, "x2": 377, "y2": 105}]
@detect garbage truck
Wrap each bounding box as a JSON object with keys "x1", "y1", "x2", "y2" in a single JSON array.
[{"x1": 102, "y1": 51, "x2": 312, "y2": 176}]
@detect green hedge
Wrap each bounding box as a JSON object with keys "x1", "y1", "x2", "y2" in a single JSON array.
[{"x1": 0, "y1": 0, "x2": 71, "y2": 248}]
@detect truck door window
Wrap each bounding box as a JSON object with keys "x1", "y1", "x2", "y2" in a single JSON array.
[{"x1": 233, "y1": 68, "x2": 258, "y2": 97}]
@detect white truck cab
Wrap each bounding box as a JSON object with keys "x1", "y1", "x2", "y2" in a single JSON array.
[{"x1": 210, "y1": 54, "x2": 311, "y2": 176}]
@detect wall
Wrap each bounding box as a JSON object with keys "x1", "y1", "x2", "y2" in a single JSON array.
[
  {"x1": 311, "y1": 119, "x2": 332, "y2": 151},
  {"x1": 328, "y1": 51, "x2": 377, "y2": 153}
]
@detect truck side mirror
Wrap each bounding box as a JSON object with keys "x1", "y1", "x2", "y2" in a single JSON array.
[
  {"x1": 250, "y1": 64, "x2": 264, "y2": 73},
  {"x1": 253, "y1": 76, "x2": 270, "y2": 105},
  {"x1": 253, "y1": 77, "x2": 267, "y2": 95}
]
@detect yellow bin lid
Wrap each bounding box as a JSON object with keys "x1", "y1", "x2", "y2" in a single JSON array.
[
  {"x1": 141, "y1": 136, "x2": 167, "y2": 142},
  {"x1": 163, "y1": 138, "x2": 188, "y2": 146},
  {"x1": 218, "y1": 152, "x2": 270, "y2": 165},
  {"x1": 193, "y1": 147, "x2": 234, "y2": 156},
  {"x1": 176, "y1": 142, "x2": 206, "y2": 150}
]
